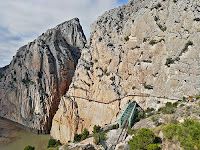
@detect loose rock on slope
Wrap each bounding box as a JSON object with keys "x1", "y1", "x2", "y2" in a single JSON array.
[{"x1": 0, "y1": 18, "x2": 86, "y2": 133}]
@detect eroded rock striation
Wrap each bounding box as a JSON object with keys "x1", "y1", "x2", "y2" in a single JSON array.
[
  {"x1": 51, "y1": 0, "x2": 200, "y2": 143},
  {"x1": 0, "y1": 18, "x2": 86, "y2": 133}
]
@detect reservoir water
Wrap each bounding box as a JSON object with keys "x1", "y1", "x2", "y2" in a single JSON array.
[{"x1": 0, "y1": 118, "x2": 50, "y2": 150}]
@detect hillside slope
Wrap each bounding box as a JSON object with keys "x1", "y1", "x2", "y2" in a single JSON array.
[{"x1": 0, "y1": 18, "x2": 86, "y2": 133}]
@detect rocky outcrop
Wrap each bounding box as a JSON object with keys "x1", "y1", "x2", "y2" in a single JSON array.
[
  {"x1": 51, "y1": 0, "x2": 200, "y2": 143},
  {"x1": 0, "y1": 18, "x2": 86, "y2": 133},
  {"x1": 0, "y1": 66, "x2": 8, "y2": 77}
]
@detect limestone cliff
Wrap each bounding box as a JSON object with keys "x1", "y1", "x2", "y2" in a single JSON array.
[
  {"x1": 0, "y1": 18, "x2": 86, "y2": 133},
  {"x1": 51, "y1": 0, "x2": 200, "y2": 143}
]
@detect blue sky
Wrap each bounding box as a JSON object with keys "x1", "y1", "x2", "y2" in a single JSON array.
[
  {"x1": 118, "y1": 0, "x2": 129, "y2": 5},
  {"x1": 0, "y1": 0, "x2": 128, "y2": 67}
]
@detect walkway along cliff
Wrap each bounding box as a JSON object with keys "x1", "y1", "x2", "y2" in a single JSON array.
[{"x1": 51, "y1": 0, "x2": 200, "y2": 143}]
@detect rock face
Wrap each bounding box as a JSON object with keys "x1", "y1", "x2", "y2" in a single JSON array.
[
  {"x1": 51, "y1": 0, "x2": 200, "y2": 143},
  {"x1": 0, "y1": 66, "x2": 8, "y2": 76},
  {"x1": 0, "y1": 18, "x2": 86, "y2": 133}
]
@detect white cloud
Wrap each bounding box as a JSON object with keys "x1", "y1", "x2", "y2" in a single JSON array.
[{"x1": 0, "y1": 0, "x2": 128, "y2": 68}]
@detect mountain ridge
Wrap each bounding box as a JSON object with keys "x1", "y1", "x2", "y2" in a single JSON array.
[{"x1": 0, "y1": 17, "x2": 86, "y2": 133}]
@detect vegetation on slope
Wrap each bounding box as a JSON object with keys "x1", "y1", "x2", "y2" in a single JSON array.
[
  {"x1": 164, "y1": 118, "x2": 200, "y2": 150},
  {"x1": 73, "y1": 128, "x2": 89, "y2": 142},
  {"x1": 128, "y1": 128, "x2": 161, "y2": 150}
]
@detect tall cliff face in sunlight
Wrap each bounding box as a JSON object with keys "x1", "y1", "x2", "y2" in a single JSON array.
[
  {"x1": 51, "y1": 0, "x2": 200, "y2": 142},
  {"x1": 0, "y1": 18, "x2": 86, "y2": 133}
]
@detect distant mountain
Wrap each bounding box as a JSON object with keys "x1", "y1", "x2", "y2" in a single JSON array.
[{"x1": 0, "y1": 18, "x2": 86, "y2": 133}]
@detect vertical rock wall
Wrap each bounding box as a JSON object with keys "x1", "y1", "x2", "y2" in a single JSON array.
[
  {"x1": 51, "y1": 0, "x2": 200, "y2": 143},
  {"x1": 0, "y1": 18, "x2": 86, "y2": 133}
]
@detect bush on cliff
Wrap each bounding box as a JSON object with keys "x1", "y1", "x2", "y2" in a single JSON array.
[
  {"x1": 158, "y1": 102, "x2": 178, "y2": 114},
  {"x1": 74, "y1": 128, "x2": 89, "y2": 142},
  {"x1": 93, "y1": 125, "x2": 101, "y2": 145},
  {"x1": 24, "y1": 145, "x2": 35, "y2": 150},
  {"x1": 93, "y1": 125, "x2": 101, "y2": 134},
  {"x1": 81, "y1": 128, "x2": 89, "y2": 140},
  {"x1": 128, "y1": 128, "x2": 161, "y2": 150},
  {"x1": 47, "y1": 139, "x2": 61, "y2": 148},
  {"x1": 163, "y1": 118, "x2": 200, "y2": 150}
]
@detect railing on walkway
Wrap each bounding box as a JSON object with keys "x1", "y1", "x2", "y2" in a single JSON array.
[{"x1": 66, "y1": 94, "x2": 181, "y2": 105}]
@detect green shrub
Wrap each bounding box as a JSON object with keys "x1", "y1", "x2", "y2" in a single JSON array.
[
  {"x1": 149, "y1": 40, "x2": 157, "y2": 45},
  {"x1": 24, "y1": 145, "x2": 35, "y2": 150},
  {"x1": 158, "y1": 38, "x2": 165, "y2": 42},
  {"x1": 135, "y1": 110, "x2": 145, "y2": 121},
  {"x1": 183, "y1": 96, "x2": 187, "y2": 102},
  {"x1": 74, "y1": 134, "x2": 82, "y2": 142},
  {"x1": 175, "y1": 57, "x2": 180, "y2": 61},
  {"x1": 127, "y1": 127, "x2": 137, "y2": 135},
  {"x1": 172, "y1": 102, "x2": 179, "y2": 107},
  {"x1": 165, "y1": 58, "x2": 175, "y2": 67},
  {"x1": 154, "y1": 3, "x2": 162, "y2": 9},
  {"x1": 81, "y1": 128, "x2": 89, "y2": 140},
  {"x1": 194, "y1": 18, "x2": 200, "y2": 21},
  {"x1": 118, "y1": 145, "x2": 124, "y2": 150},
  {"x1": 99, "y1": 37, "x2": 102, "y2": 42},
  {"x1": 154, "y1": 16, "x2": 159, "y2": 21},
  {"x1": 107, "y1": 43, "x2": 113, "y2": 47},
  {"x1": 48, "y1": 139, "x2": 61, "y2": 148},
  {"x1": 163, "y1": 123, "x2": 179, "y2": 141},
  {"x1": 143, "y1": 60, "x2": 152, "y2": 63},
  {"x1": 128, "y1": 128, "x2": 161, "y2": 150},
  {"x1": 100, "y1": 130, "x2": 108, "y2": 140},
  {"x1": 147, "y1": 144, "x2": 161, "y2": 150},
  {"x1": 143, "y1": 38, "x2": 147, "y2": 42},
  {"x1": 151, "y1": 116, "x2": 157, "y2": 122},
  {"x1": 163, "y1": 118, "x2": 200, "y2": 150},
  {"x1": 196, "y1": 95, "x2": 200, "y2": 100},
  {"x1": 179, "y1": 41, "x2": 193, "y2": 56},
  {"x1": 124, "y1": 36, "x2": 129, "y2": 41},
  {"x1": 110, "y1": 76, "x2": 115, "y2": 81},
  {"x1": 145, "y1": 107, "x2": 155, "y2": 117},
  {"x1": 157, "y1": 23, "x2": 167, "y2": 32},
  {"x1": 158, "y1": 102, "x2": 177, "y2": 114},
  {"x1": 74, "y1": 128, "x2": 89, "y2": 142},
  {"x1": 112, "y1": 124, "x2": 119, "y2": 129},
  {"x1": 93, "y1": 125, "x2": 101, "y2": 134},
  {"x1": 93, "y1": 132, "x2": 100, "y2": 145},
  {"x1": 143, "y1": 83, "x2": 153, "y2": 90}
]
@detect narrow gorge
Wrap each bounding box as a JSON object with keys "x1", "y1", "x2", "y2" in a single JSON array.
[
  {"x1": 0, "y1": 0, "x2": 199, "y2": 147},
  {"x1": 0, "y1": 18, "x2": 86, "y2": 133}
]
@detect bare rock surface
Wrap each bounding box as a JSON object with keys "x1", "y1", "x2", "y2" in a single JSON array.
[
  {"x1": 0, "y1": 18, "x2": 86, "y2": 133},
  {"x1": 51, "y1": 0, "x2": 200, "y2": 143}
]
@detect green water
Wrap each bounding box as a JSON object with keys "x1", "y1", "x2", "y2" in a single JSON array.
[{"x1": 1, "y1": 129, "x2": 50, "y2": 150}]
